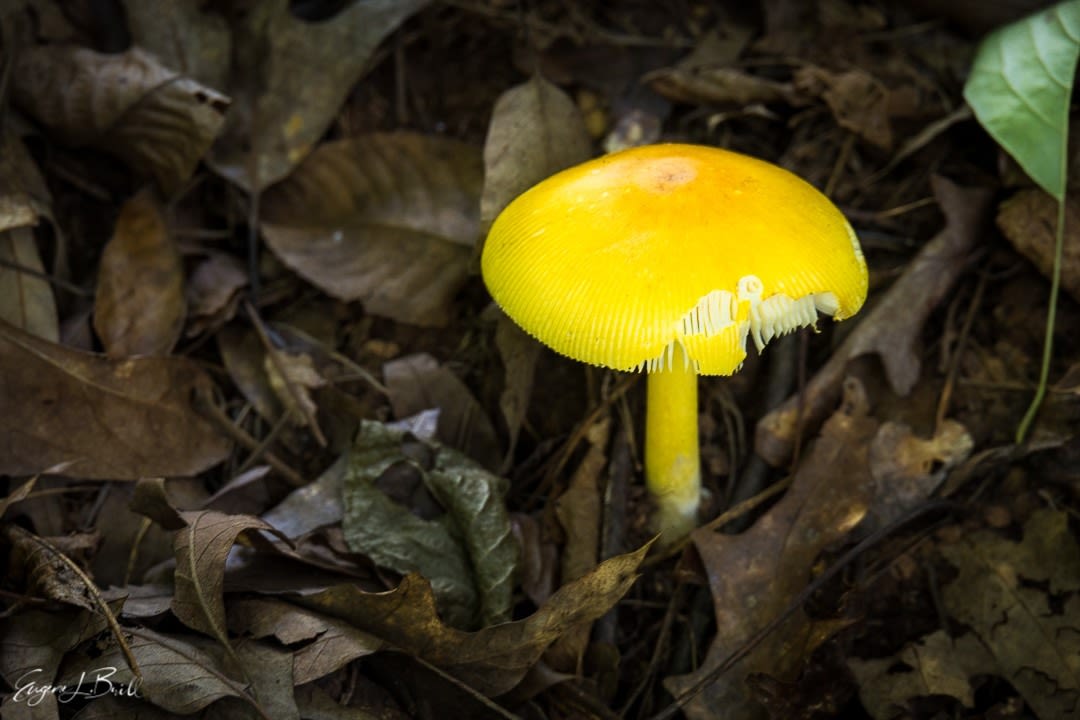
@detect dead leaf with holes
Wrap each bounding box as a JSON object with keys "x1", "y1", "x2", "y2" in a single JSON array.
[
  {"x1": 667, "y1": 378, "x2": 878, "y2": 720},
  {"x1": 205, "y1": 0, "x2": 430, "y2": 191},
  {"x1": 94, "y1": 190, "x2": 185, "y2": 357},
  {"x1": 261, "y1": 133, "x2": 482, "y2": 327},
  {"x1": 756, "y1": 176, "x2": 993, "y2": 467},
  {"x1": 12, "y1": 46, "x2": 228, "y2": 194},
  {"x1": 0, "y1": 320, "x2": 230, "y2": 479}
]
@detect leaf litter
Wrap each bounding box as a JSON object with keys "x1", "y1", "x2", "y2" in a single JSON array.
[{"x1": 1, "y1": 1, "x2": 1080, "y2": 718}]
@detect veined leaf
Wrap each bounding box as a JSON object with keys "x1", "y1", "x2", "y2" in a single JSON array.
[{"x1": 963, "y1": 1, "x2": 1080, "y2": 200}]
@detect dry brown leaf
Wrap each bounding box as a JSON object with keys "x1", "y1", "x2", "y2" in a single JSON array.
[
  {"x1": 0, "y1": 127, "x2": 59, "y2": 342},
  {"x1": 60, "y1": 627, "x2": 252, "y2": 715},
  {"x1": 294, "y1": 540, "x2": 651, "y2": 696},
  {"x1": 755, "y1": 177, "x2": 994, "y2": 467},
  {"x1": 667, "y1": 378, "x2": 877, "y2": 720},
  {"x1": 863, "y1": 420, "x2": 973, "y2": 531},
  {"x1": 495, "y1": 313, "x2": 540, "y2": 472},
  {"x1": 0, "y1": 228, "x2": 57, "y2": 342},
  {"x1": 261, "y1": 133, "x2": 482, "y2": 327},
  {"x1": 0, "y1": 320, "x2": 230, "y2": 479},
  {"x1": 547, "y1": 415, "x2": 609, "y2": 673},
  {"x1": 185, "y1": 253, "x2": 248, "y2": 337},
  {"x1": 172, "y1": 511, "x2": 289, "y2": 646},
  {"x1": 228, "y1": 597, "x2": 384, "y2": 685},
  {"x1": 206, "y1": 0, "x2": 430, "y2": 191},
  {"x1": 264, "y1": 349, "x2": 326, "y2": 430},
  {"x1": 217, "y1": 640, "x2": 299, "y2": 720},
  {"x1": 795, "y1": 67, "x2": 894, "y2": 149},
  {"x1": 13, "y1": 46, "x2": 228, "y2": 194},
  {"x1": 479, "y1": 74, "x2": 592, "y2": 229},
  {"x1": 997, "y1": 189, "x2": 1080, "y2": 304},
  {"x1": 217, "y1": 324, "x2": 283, "y2": 423},
  {"x1": 383, "y1": 353, "x2": 501, "y2": 471},
  {"x1": 941, "y1": 509, "x2": 1080, "y2": 720},
  {"x1": 122, "y1": 0, "x2": 230, "y2": 91},
  {"x1": 0, "y1": 607, "x2": 111, "y2": 702},
  {"x1": 848, "y1": 631, "x2": 998, "y2": 718},
  {"x1": 94, "y1": 190, "x2": 185, "y2": 358}
]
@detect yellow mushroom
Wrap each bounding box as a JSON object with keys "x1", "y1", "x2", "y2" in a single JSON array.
[{"x1": 482, "y1": 143, "x2": 868, "y2": 538}]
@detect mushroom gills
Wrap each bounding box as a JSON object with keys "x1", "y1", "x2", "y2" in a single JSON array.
[{"x1": 642, "y1": 275, "x2": 842, "y2": 373}]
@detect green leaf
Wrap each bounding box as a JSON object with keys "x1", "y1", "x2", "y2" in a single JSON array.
[
  {"x1": 341, "y1": 421, "x2": 518, "y2": 629},
  {"x1": 963, "y1": 1, "x2": 1080, "y2": 201}
]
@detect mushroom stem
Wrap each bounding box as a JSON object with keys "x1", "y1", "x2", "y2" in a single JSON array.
[{"x1": 645, "y1": 342, "x2": 701, "y2": 538}]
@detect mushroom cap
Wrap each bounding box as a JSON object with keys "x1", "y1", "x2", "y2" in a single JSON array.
[{"x1": 482, "y1": 143, "x2": 868, "y2": 375}]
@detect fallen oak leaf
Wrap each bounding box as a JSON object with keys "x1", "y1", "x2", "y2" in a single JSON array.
[
  {"x1": 755, "y1": 176, "x2": 994, "y2": 467},
  {"x1": 292, "y1": 540, "x2": 651, "y2": 696},
  {"x1": 666, "y1": 377, "x2": 877, "y2": 720},
  {"x1": 0, "y1": 320, "x2": 230, "y2": 479}
]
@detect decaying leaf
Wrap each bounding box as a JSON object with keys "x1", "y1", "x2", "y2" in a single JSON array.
[
  {"x1": 384, "y1": 352, "x2": 501, "y2": 471},
  {"x1": 756, "y1": 177, "x2": 994, "y2": 467},
  {"x1": 207, "y1": 0, "x2": 430, "y2": 191},
  {"x1": 264, "y1": 348, "x2": 326, "y2": 431},
  {"x1": 228, "y1": 597, "x2": 384, "y2": 685},
  {"x1": 848, "y1": 630, "x2": 998, "y2": 719},
  {"x1": 217, "y1": 324, "x2": 283, "y2": 423},
  {"x1": 294, "y1": 540, "x2": 650, "y2": 696},
  {"x1": 863, "y1": 420, "x2": 973, "y2": 531},
  {"x1": 261, "y1": 133, "x2": 482, "y2": 327},
  {"x1": 342, "y1": 420, "x2": 517, "y2": 629},
  {"x1": 667, "y1": 378, "x2": 877, "y2": 720},
  {"x1": 0, "y1": 320, "x2": 230, "y2": 479},
  {"x1": 261, "y1": 454, "x2": 347, "y2": 539},
  {"x1": 94, "y1": 190, "x2": 185, "y2": 358},
  {"x1": 940, "y1": 509, "x2": 1080, "y2": 719},
  {"x1": 0, "y1": 607, "x2": 111, "y2": 700},
  {"x1": 997, "y1": 189, "x2": 1080, "y2": 303},
  {"x1": 480, "y1": 74, "x2": 592, "y2": 228},
  {"x1": 13, "y1": 45, "x2": 229, "y2": 193}
]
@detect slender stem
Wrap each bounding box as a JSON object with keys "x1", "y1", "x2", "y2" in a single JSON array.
[
  {"x1": 1016, "y1": 195, "x2": 1066, "y2": 444},
  {"x1": 645, "y1": 342, "x2": 701, "y2": 538}
]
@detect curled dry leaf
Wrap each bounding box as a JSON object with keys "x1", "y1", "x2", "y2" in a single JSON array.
[
  {"x1": 0, "y1": 320, "x2": 230, "y2": 479},
  {"x1": 997, "y1": 189, "x2": 1080, "y2": 304},
  {"x1": 294, "y1": 540, "x2": 650, "y2": 696},
  {"x1": 756, "y1": 176, "x2": 994, "y2": 467},
  {"x1": 0, "y1": 127, "x2": 59, "y2": 341},
  {"x1": 206, "y1": 0, "x2": 430, "y2": 191},
  {"x1": 261, "y1": 133, "x2": 482, "y2": 327},
  {"x1": 940, "y1": 509, "x2": 1080, "y2": 720},
  {"x1": 480, "y1": 74, "x2": 592, "y2": 229},
  {"x1": 94, "y1": 190, "x2": 185, "y2": 357},
  {"x1": 384, "y1": 352, "x2": 501, "y2": 471},
  {"x1": 172, "y1": 511, "x2": 290, "y2": 645},
  {"x1": 13, "y1": 46, "x2": 229, "y2": 194},
  {"x1": 668, "y1": 378, "x2": 877, "y2": 720}
]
